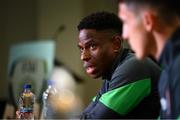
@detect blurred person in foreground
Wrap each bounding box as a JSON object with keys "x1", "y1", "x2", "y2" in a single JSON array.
[
  {"x1": 118, "y1": 0, "x2": 180, "y2": 119},
  {"x1": 77, "y1": 11, "x2": 161, "y2": 119}
]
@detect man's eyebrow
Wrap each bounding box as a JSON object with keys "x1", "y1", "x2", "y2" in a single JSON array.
[
  {"x1": 77, "y1": 44, "x2": 81, "y2": 48},
  {"x1": 77, "y1": 39, "x2": 95, "y2": 47},
  {"x1": 86, "y1": 40, "x2": 97, "y2": 46}
]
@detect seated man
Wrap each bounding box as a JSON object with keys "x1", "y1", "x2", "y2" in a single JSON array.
[{"x1": 77, "y1": 11, "x2": 161, "y2": 119}]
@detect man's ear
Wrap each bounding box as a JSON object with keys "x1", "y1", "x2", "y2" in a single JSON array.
[
  {"x1": 112, "y1": 35, "x2": 122, "y2": 52},
  {"x1": 142, "y1": 11, "x2": 155, "y2": 32}
]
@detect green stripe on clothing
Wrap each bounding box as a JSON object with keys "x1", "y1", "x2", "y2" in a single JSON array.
[
  {"x1": 157, "y1": 116, "x2": 160, "y2": 120},
  {"x1": 92, "y1": 96, "x2": 96, "y2": 102},
  {"x1": 99, "y1": 78, "x2": 151, "y2": 115},
  {"x1": 178, "y1": 115, "x2": 180, "y2": 120}
]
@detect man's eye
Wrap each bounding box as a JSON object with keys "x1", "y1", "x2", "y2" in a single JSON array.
[
  {"x1": 90, "y1": 44, "x2": 96, "y2": 50},
  {"x1": 79, "y1": 47, "x2": 84, "y2": 52}
]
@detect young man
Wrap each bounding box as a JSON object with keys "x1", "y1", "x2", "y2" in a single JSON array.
[
  {"x1": 118, "y1": 0, "x2": 180, "y2": 119},
  {"x1": 77, "y1": 11, "x2": 160, "y2": 119}
]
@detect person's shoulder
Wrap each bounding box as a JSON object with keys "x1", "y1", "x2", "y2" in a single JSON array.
[
  {"x1": 111, "y1": 54, "x2": 147, "y2": 83},
  {"x1": 111, "y1": 53, "x2": 160, "y2": 84}
]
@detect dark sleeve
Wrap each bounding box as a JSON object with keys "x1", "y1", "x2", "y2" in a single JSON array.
[
  {"x1": 110, "y1": 56, "x2": 160, "y2": 89},
  {"x1": 80, "y1": 100, "x2": 120, "y2": 119},
  {"x1": 80, "y1": 81, "x2": 121, "y2": 119},
  {"x1": 171, "y1": 56, "x2": 180, "y2": 118}
]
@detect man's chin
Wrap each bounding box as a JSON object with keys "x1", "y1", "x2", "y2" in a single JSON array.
[{"x1": 88, "y1": 73, "x2": 101, "y2": 79}]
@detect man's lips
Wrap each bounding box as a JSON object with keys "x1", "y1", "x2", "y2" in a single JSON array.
[
  {"x1": 84, "y1": 63, "x2": 96, "y2": 74},
  {"x1": 86, "y1": 66, "x2": 95, "y2": 74}
]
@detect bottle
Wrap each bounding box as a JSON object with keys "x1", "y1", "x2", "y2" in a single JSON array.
[
  {"x1": 18, "y1": 84, "x2": 35, "y2": 120},
  {"x1": 42, "y1": 80, "x2": 57, "y2": 119}
]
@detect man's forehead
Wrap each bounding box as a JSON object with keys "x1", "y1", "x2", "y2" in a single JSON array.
[
  {"x1": 79, "y1": 29, "x2": 114, "y2": 38},
  {"x1": 79, "y1": 29, "x2": 96, "y2": 40}
]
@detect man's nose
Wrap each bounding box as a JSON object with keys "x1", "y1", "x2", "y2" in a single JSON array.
[{"x1": 81, "y1": 50, "x2": 91, "y2": 61}]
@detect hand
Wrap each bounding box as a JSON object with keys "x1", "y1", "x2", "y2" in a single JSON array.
[
  {"x1": 16, "y1": 111, "x2": 33, "y2": 119},
  {"x1": 16, "y1": 111, "x2": 21, "y2": 119}
]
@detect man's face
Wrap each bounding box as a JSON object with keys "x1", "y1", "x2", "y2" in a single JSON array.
[
  {"x1": 78, "y1": 29, "x2": 117, "y2": 79},
  {"x1": 118, "y1": 3, "x2": 153, "y2": 60}
]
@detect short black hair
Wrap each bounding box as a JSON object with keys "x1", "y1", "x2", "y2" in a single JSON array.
[
  {"x1": 118, "y1": 0, "x2": 180, "y2": 18},
  {"x1": 77, "y1": 11, "x2": 122, "y2": 35}
]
